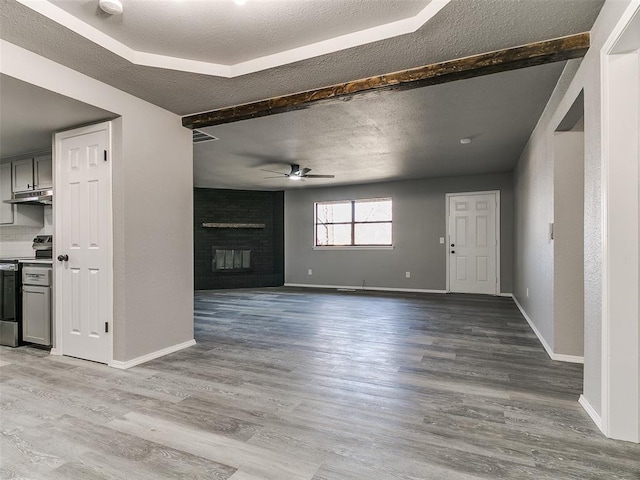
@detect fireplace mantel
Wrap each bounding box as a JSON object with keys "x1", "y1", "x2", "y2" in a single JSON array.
[{"x1": 202, "y1": 223, "x2": 266, "y2": 229}]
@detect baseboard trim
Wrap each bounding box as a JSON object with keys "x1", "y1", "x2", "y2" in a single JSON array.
[
  {"x1": 49, "y1": 348, "x2": 62, "y2": 356},
  {"x1": 109, "y1": 339, "x2": 196, "y2": 370},
  {"x1": 579, "y1": 394, "x2": 603, "y2": 430},
  {"x1": 511, "y1": 295, "x2": 584, "y2": 364},
  {"x1": 285, "y1": 283, "x2": 513, "y2": 297},
  {"x1": 284, "y1": 283, "x2": 447, "y2": 294},
  {"x1": 551, "y1": 352, "x2": 584, "y2": 363}
]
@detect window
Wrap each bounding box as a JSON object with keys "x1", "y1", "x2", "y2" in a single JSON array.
[{"x1": 315, "y1": 198, "x2": 392, "y2": 247}]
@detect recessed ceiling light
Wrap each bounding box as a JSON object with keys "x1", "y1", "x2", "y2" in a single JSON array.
[
  {"x1": 99, "y1": 0, "x2": 123, "y2": 15},
  {"x1": 460, "y1": 137, "x2": 472, "y2": 144}
]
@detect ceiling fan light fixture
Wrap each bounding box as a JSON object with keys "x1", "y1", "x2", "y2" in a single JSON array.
[{"x1": 99, "y1": 0, "x2": 123, "y2": 15}]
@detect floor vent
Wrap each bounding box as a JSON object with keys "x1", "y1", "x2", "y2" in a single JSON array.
[{"x1": 193, "y1": 129, "x2": 219, "y2": 143}]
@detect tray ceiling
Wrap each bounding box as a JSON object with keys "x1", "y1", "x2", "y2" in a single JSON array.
[
  {"x1": 0, "y1": 0, "x2": 604, "y2": 115},
  {"x1": 36, "y1": 0, "x2": 443, "y2": 77}
]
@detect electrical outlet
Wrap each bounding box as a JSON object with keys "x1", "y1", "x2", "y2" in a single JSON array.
[
  {"x1": 405, "y1": 271, "x2": 411, "y2": 278},
  {"x1": 526, "y1": 287, "x2": 529, "y2": 298},
  {"x1": 307, "y1": 269, "x2": 312, "y2": 276}
]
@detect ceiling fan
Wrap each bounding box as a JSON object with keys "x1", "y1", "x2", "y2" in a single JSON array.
[{"x1": 261, "y1": 164, "x2": 335, "y2": 180}]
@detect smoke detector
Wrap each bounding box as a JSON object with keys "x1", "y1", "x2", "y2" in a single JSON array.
[{"x1": 99, "y1": 0, "x2": 123, "y2": 15}]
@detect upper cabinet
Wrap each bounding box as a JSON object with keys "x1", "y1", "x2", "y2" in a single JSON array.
[
  {"x1": 34, "y1": 154, "x2": 53, "y2": 190},
  {"x1": 0, "y1": 162, "x2": 44, "y2": 227},
  {"x1": 0, "y1": 163, "x2": 14, "y2": 224},
  {"x1": 12, "y1": 154, "x2": 52, "y2": 193},
  {"x1": 1, "y1": 154, "x2": 50, "y2": 227},
  {"x1": 12, "y1": 158, "x2": 34, "y2": 193}
]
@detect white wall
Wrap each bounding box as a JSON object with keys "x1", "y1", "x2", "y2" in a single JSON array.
[
  {"x1": 285, "y1": 173, "x2": 513, "y2": 293},
  {"x1": 0, "y1": 40, "x2": 194, "y2": 362},
  {"x1": 0, "y1": 205, "x2": 53, "y2": 258},
  {"x1": 513, "y1": 0, "x2": 632, "y2": 416},
  {"x1": 603, "y1": 5, "x2": 640, "y2": 441}
]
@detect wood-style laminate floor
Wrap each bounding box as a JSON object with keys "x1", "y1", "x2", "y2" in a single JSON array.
[{"x1": 1, "y1": 288, "x2": 639, "y2": 479}]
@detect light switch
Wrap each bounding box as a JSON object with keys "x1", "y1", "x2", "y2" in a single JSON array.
[{"x1": 439, "y1": 237, "x2": 445, "y2": 244}]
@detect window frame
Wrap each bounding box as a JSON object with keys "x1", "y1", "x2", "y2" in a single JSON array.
[{"x1": 313, "y1": 197, "x2": 393, "y2": 248}]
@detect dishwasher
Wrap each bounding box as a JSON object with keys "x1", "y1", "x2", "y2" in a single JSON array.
[{"x1": 22, "y1": 265, "x2": 52, "y2": 346}]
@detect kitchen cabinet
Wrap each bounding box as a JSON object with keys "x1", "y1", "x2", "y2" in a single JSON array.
[
  {"x1": 22, "y1": 285, "x2": 51, "y2": 346},
  {"x1": 12, "y1": 158, "x2": 34, "y2": 193},
  {"x1": 0, "y1": 161, "x2": 44, "y2": 227},
  {"x1": 34, "y1": 154, "x2": 53, "y2": 190},
  {"x1": 12, "y1": 154, "x2": 52, "y2": 193},
  {"x1": 22, "y1": 265, "x2": 52, "y2": 346},
  {"x1": 0, "y1": 163, "x2": 13, "y2": 224}
]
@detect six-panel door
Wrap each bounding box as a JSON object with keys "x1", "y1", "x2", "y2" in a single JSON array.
[
  {"x1": 448, "y1": 193, "x2": 497, "y2": 295},
  {"x1": 55, "y1": 123, "x2": 111, "y2": 364}
]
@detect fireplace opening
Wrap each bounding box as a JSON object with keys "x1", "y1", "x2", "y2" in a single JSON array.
[{"x1": 212, "y1": 247, "x2": 252, "y2": 272}]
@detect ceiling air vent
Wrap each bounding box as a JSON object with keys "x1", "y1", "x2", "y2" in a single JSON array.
[{"x1": 193, "y1": 129, "x2": 219, "y2": 144}]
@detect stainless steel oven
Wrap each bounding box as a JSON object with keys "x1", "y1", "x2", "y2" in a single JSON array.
[{"x1": 0, "y1": 260, "x2": 21, "y2": 347}]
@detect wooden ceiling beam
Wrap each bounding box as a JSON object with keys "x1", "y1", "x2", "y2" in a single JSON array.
[{"x1": 182, "y1": 32, "x2": 589, "y2": 129}]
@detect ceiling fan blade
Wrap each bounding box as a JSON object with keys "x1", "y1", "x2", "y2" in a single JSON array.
[
  {"x1": 263, "y1": 175, "x2": 289, "y2": 179},
  {"x1": 260, "y1": 168, "x2": 287, "y2": 175},
  {"x1": 304, "y1": 174, "x2": 335, "y2": 178},
  {"x1": 299, "y1": 167, "x2": 312, "y2": 176}
]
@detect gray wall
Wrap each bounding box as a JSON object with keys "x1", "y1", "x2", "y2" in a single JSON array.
[
  {"x1": 513, "y1": 0, "x2": 632, "y2": 414},
  {"x1": 2, "y1": 41, "x2": 195, "y2": 363},
  {"x1": 554, "y1": 131, "x2": 585, "y2": 357},
  {"x1": 114, "y1": 114, "x2": 193, "y2": 362},
  {"x1": 285, "y1": 173, "x2": 513, "y2": 293}
]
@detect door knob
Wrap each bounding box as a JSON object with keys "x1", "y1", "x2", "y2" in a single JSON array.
[
  {"x1": 450, "y1": 243, "x2": 455, "y2": 247},
  {"x1": 57, "y1": 254, "x2": 69, "y2": 262},
  {"x1": 451, "y1": 250, "x2": 455, "y2": 254}
]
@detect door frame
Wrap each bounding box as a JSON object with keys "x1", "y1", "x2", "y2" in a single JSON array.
[
  {"x1": 51, "y1": 121, "x2": 114, "y2": 365},
  {"x1": 600, "y1": 1, "x2": 640, "y2": 442},
  {"x1": 445, "y1": 190, "x2": 501, "y2": 294}
]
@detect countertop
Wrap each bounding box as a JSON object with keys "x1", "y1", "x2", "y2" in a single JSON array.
[{"x1": 18, "y1": 258, "x2": 54, "y2": 265}]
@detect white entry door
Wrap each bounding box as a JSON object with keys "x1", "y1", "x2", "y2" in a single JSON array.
[
  {"x1": 54, "y1": 122, "x2": 112, "y2": 364},
  {"x1": 448, "y1": 192, "x2": 499, "y2": 295}
]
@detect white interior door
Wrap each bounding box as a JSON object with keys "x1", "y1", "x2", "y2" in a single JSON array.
[
  {"x1": 448, "y1": 192, "x2": 498, "y2": 295},
  {"x1": 55, "y1": 122, "x2": 112, "y2": 364}
]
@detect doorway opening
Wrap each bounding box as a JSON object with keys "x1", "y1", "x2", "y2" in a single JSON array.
[{"x1": 553, "y1": 91, "x2": 585, "y2": 360}]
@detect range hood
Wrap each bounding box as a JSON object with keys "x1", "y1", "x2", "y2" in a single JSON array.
[{"x1": 5, "y1": 189, "x2": 53, "y2": 206}]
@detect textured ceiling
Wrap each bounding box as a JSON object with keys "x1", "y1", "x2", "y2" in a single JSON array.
[
  {"x1": 0, "y1": 0, "x2": 604, "y2": 115},
  {"x1": 49, "y1": 0, "x2": 429, "y2": 65},
  {"x1": 0, "y1": 0, "x2": 604, "y2": 189},
  {"x1": 193, "y1": 62, "x2": 567, "y2": 190},
  {"x1": 0, "y1": 74, "x2": 115, "y2": 158}
]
